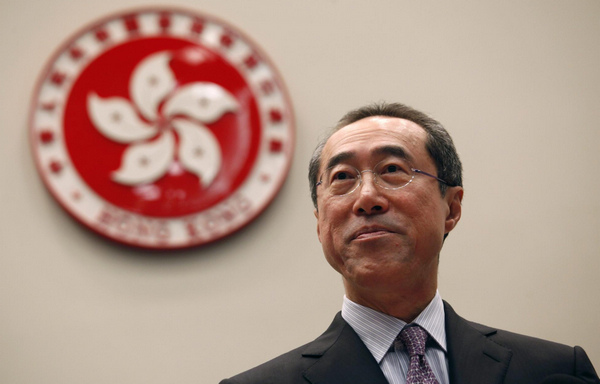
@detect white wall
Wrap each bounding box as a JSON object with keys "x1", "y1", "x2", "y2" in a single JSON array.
[{"x1": 1, "y1": 1, "x2": 599, "y2": 383}]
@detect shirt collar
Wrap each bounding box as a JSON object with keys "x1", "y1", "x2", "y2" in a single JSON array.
[{"x1": 341, "y1": 291, "x2": 447, "y2": 363}]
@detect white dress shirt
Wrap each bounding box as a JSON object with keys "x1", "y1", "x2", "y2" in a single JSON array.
[{"x1": 341, "y1": 291, "x2": 449, "y2": 384}]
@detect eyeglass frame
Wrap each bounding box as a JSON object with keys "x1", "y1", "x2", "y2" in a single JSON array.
[{"x1": 315, "y1": 162, "x2": 453, "y2": 197}]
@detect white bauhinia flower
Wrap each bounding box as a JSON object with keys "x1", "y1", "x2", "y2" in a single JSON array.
[
  {"x1": 172, "y1": 119, "x2": 222, "y2": 188},
  {"x1": 87, "y1": 93, "x2": 156, "y2": 143},
  {"x1": 130, "y1": 52, "x2": 176, "y2": 122},
  {"x1": 87, "y1": 50, "x2": 238, "y2": 187},
  {"x1": 112, "y1": 131, "x2": 175, "y2": 185},
  {"x1": 164, "y1": 83, "x2": 238, "y2": 123}
]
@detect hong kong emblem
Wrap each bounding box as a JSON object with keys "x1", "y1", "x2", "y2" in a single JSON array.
[{"x1": 30, "y1": 8, "x2": 295, "y2": 249}]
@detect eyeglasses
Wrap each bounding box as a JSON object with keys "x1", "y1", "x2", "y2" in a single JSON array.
[{"x1": 316, "y1": 159, "x2": 451, "y2": 196}]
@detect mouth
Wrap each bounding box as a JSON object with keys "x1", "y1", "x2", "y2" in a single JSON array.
[{"x1": 352, "y1": 226, "x2": 395, "y2": 241}]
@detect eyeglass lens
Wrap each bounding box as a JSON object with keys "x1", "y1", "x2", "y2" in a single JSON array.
[{"x1": 321, "y1": 159, "x2": 415, "y2": 195}]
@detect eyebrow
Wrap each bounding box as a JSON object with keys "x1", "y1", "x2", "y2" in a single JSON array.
[{"x1": 324, "y1": 145, "x2": 414, "y2": 170}]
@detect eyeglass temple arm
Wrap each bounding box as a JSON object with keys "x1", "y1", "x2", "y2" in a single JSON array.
[{"x1": 412, "y1": 169, "x2": 452, "y2": 186}]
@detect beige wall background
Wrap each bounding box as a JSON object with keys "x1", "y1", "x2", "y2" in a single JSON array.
[{"x1": 1, "y1": 0, "x2": 599, "y2": 383}]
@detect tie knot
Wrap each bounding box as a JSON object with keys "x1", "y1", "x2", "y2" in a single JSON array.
[{"x1": 398, "y1": 325, "x2": 428, "y2": 357}]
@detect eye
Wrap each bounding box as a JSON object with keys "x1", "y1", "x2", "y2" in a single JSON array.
[
  {"x1": 381, "y1": 164, "x2": 399, "y2": 173},
  {"x1": 378, "y1": 162, "x2": 409, "y2": 174},
  {"x1": 331, "y1": 170, "x2": 356, "y2": 181},
  {"x1": 325, "y1": 165, "x2": 358, "y2": 186},
  {"x1": 376, "y1": 160, "x2": 412, "y2": 188}
]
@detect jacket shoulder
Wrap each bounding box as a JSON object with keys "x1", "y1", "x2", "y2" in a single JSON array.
[
  {"x1": 219, "y1": 343, "x2": 317, "y2": 384},
  {"x1": 451, "y1": 307, "x2": 598, "y2": 383},
  {"x1": 477, "y1": 323, "x2": 598, "y2": 382},
  {"x1": 220, "y1": 313, "x2": 347, "y2": 384},
  {"x1": 468, "y1": 319, "x2": 574, "y2": 359}
]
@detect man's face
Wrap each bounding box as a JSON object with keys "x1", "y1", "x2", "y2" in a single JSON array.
[{"x1": 314, "y1": 117, "x2": 462, "y2": 307}]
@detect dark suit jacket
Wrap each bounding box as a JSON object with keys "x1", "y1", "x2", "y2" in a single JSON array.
[{"x1": 220, "y1": 301, "x2": 599, "y2": 384}]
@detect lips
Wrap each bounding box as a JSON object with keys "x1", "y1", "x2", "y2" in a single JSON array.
[{"x1": 351, "y1": 225, "x2": 395, "y2": 241}]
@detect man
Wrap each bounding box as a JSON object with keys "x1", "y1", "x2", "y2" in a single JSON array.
[{"x1": 220, "y1": 102, "x2": 599, "y2": 384}]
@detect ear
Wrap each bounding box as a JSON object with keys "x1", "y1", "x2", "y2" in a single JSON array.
[
  {"x1": 444, "y1": 186, "x2": 463, "y2": 234},
  {"x1": 314, "y1": 208, "x2": 322, "y2": 243}
]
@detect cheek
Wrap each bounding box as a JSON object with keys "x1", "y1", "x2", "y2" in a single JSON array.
[
  {"x1": 317, "y1": 199, "x2": 345, "y2": 235},
  {"x1": 409, "y1": 199, "x2": 447, "y2": 247},
  {"x1": 318, "y1": 213, "x2": 340, "y2": 247},
  {"x1": 318, "y1": 219, "x2": 346, "y2": 274},
  {"x1": 316, "y1": 204, "x2": 348, "y2": 256}
]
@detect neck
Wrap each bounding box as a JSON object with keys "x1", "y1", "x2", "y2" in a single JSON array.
[{"x1": 344, "y1": 282, "x2": 437, "y2": 323}]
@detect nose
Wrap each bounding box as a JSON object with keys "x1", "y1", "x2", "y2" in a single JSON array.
[{"x1": 352, "y1": 171, "x2": 389, "y2": 215}]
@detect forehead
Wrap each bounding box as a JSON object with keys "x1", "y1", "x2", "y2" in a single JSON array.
[{"x1": 321, "y1": 116, "x2": 429, "y2": 169}]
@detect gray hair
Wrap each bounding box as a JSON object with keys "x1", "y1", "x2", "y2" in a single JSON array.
[{"x1": 309, "y1": 102, "x2": 463, "y2": 209}]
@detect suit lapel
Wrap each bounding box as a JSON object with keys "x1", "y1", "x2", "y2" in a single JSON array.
[
  {"x1": 301, "y1": 304, "x2": 514, "y2": 384},
  {"x1": 444, "y1": 301, "x2": 513, "y2": 384},
  {"x1": 301, "y1": 312, "x2": 388, "y2": 384}
]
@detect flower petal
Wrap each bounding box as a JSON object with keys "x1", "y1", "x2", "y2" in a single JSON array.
[
  {"x1": 130, "y1": 51, "x2": 176, "y2": 121},
  {"x1": 111, "y1": 131, "x2": 175, "y2": 185},
  {"x1": 164, "y1": 83, "x2": 238, "y2": 124},
  {"x1": 172, "y1": 119, "x2": 222, "y2": 187},
  {"x1": 87, "y1": 93, "x2": 157, "y2": 143}
]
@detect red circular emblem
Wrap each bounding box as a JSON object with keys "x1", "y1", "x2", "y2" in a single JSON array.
[{"x1": 30, "y1": 8, "x2": 294, "y2": 249}]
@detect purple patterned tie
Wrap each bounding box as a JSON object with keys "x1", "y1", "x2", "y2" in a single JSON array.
[{"x1": 397, "y1": 326, "x2": 440, "y2": 384}]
